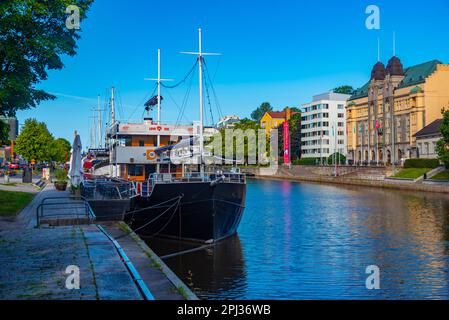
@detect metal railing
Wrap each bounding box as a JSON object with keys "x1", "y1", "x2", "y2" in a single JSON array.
[
  {"x1": 81, "y1": 178, "x2": 137, "y2": 200},
  {"x1": 148, "y1": 171, "x2": 246, "y2": 187},
  {"x1": 36, "y1": 196, "x2": 96, "y2": 227}
]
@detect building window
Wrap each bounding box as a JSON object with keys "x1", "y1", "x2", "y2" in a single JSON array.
[
  {"x1": 139, "y1": 140, "x2": 145, "y2": 147},
  {"x1": 128, "y1": 165, "x2": 144, "y2": 177},
  {"x1": 338, "y1": 113, "x2": 344, "y2": 118},
  {"x1": 337, "y1": 104, "x2": 344, "y2": 109}
]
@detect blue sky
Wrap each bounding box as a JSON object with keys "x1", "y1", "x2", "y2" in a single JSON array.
[{"x1": 17, "y1": 0, "x2": 449, "y2": 144}]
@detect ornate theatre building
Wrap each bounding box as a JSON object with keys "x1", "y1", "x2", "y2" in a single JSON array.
[{"x1": 346, "y1": 57, "x2": 449, "y2": 165}]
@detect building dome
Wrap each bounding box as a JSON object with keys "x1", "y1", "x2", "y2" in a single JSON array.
[
  {"x1": 371, "y1": 62, "x2": 387, "y2": 80},
  {"x1": 386, "y1": 56, "x2": 404, "y2": 76}
]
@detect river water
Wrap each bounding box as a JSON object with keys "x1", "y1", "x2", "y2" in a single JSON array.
[{"x1": 146, "y1": 179, "x2": 449, "y2": 300}]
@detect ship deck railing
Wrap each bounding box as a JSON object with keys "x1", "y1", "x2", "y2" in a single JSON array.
[
  {"x1": 148, "y1": 171, "x2": 246, "y2": 186},
  {"x1": 81, "y1": 178, "x2": 137, "y2": 200}
]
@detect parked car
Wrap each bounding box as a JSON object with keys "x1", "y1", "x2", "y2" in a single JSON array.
[{"x1": 8, "y1": 163, "x2": 19, "y2": 170}]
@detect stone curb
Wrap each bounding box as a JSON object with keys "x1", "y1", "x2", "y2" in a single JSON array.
[{"x1": 123, "y1": 227, "x2": 199, "y2": 300}]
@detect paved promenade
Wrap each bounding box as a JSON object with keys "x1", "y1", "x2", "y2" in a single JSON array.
[{"x1": 0, "y1": 185, "x2": 142, "y2": 300}]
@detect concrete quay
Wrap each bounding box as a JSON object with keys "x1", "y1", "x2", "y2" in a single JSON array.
[{"x1": 0, "y1": 184, "x2": 195, "y2": 300}]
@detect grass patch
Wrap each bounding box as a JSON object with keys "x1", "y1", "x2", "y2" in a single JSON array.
[
  {"x1": 392, "y1": 168, "x2": 432, "y2": 179},
  {"x1": 0, "y1": 190, "x2": 35, "y2": 217},
  {"x1": 177, "y1": 285, "x2": 190, "y2": 300},
  {"x1": 145, "y1": 251, "x2": 163, "y2": 271},
  {"x1": 118, "y1": 221, "x2": 132, "y2": 234},
  {"x1": 429, "y1": 170, "x2": 449, "y2": 181}
]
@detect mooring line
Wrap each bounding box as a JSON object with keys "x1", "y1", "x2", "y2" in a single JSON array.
[{"x1": 159, "y1": 243, "x2": 216, "y2": 260}]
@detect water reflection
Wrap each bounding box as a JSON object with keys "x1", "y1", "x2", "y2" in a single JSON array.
[
  {"x1": 146, "y1": 180, "x2": 449, "y2": 299},
  {"x1": 147, "y1": 235, "x2": 247, "y2": 300}
]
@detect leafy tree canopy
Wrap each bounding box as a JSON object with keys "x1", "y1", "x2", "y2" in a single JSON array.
[
  {"x1": 251, "y1": 102, "x2": 272, "y2": 122},
  {"x1": 0, "y1": 0, "x2": 94, "y2": 116},
  {"x1": 0, "y1": 120, "x2": 9, "y2": 145},
  {"x1": 327, "y1": 152, "x2": 346, "y2": 165},
  {"x1": 52, "y1": 137, "x2": 71, "y2": 163},
  {"x1": 15, "y1": 118, "x2": 54, "y2": 162},
  {"x1": 289, "y1": 107, "x2": 301, "y2": 113},
  {"x1": 333, "y1": 85, "x2": 354, "y2": 95},
  {"x1": 436, "y1": 108, "x2": 449, "y2": 168},
  {"x1": 234, "y1": 118, "x2": 261, "y2": 131}
]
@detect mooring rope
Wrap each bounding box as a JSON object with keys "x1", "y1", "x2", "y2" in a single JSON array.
[
  {"x1": 116, "y1": 195, "x2": 183, "y2": 240},
  {"x1": 124, "y1": 195, "x2": 184, "y2": 219}
]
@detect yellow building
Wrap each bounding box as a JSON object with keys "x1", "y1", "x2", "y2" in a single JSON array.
[
  {"x1": 260, "y1": 109, "x2": 295, "y2": 134},
  {"x1": 346, "y1": 57, "x2": 449, "y2": 165}
]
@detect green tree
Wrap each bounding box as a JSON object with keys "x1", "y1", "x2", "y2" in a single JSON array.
[
  {"x1": 0, "y1": 120, "x2": 9, "y2": 145},
  {"x1": 51, "y1": 138, "x2": 71, "y2": 163},
  {"x1": 327, "y1": 152, "x2": 346, "y2": 165},
  {"x1": 0, "y1": 0, "x2": 94, "y2": 116},
  {"x1": 333, "y1": 85, "x2": 354, "y2": 95},
  {"x1": 289, "y1": 107, "x2": 301, "y2": 113},
  {"x1": 234, "y1": 118, "x2": 260, "y2": 131},
  {"x1": 278, "y1": 112, "x2": 302, "y2": 162},
  {"x1": 206, "y1": 118, "x2": 271, "y2": 165},
  {"x1": 15, "y1": 119, "x2": 54, "y2": 162},
  {"x1": 436, "y1": 108, "x2": 449, "y2": 168},
  {"x1": 251, "y1": 102, "x2": 272, "y2": 122}
]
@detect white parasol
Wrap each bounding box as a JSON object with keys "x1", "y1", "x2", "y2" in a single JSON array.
[{"x1": 68, "y1": 132, "x2": 83, "y2": 187}]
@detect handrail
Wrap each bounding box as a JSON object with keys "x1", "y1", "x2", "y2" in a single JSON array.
[
  {"x1": 36, "y1": 196, "x2": 96, "y2": 227},
  {"x1": 147, "y1": 171, "x2": 246, "y2": 186},
  {"x1": 81, "y1": 178, "x2": 136, "y2": 200}
]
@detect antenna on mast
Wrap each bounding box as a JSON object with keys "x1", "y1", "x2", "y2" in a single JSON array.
[
  {"x1": 181, "y1": 28, "x2": 221, "y2": 171},
  {"x1": 144, "y1": 49, "x2": 174, "y2": 125}
]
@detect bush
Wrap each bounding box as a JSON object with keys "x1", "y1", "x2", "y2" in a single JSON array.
[
  {"x1": 327, "y1": 152, "x2": 346, "y2": 165},
  {"x1": 54, "y1": 168, "x2": 68, "y2": 182},
  {"x1": 404, "y1": 158, "x2": 440, "y2": 169},
  {"x1": 293, "y1": 158, "x2": 322, "y2": 165}
]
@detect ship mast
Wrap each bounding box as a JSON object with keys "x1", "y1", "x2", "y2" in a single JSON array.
[
  {"x1": 111, "y1": 86, "x2": 115, "y2": 125},
  {"x1": 144, "y1": 49, "x2": 173, "y2": 174},
  {"x1": 198, "y1": 29, "x2": 204, "y2": 163},
  {"x1": 182, "y1": 28, "x2": 220, "y2": 173},
  {"x1": 98, "y1": 95, "x2": 102, "y2": 147},
  {"x1": 110, "y1": 86, "x2": 117, "y2": 177},
  {"x1": 145, "y1": 49, "x2": 173, "y2": 125}
]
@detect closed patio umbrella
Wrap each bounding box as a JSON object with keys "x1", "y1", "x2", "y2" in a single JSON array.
[{"x1": 68, "y1": 132, "x2": 83, "y2": 188}]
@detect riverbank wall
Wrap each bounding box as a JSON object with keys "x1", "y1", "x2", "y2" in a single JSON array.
[{"x1": 244, "y1": 165, "x2": 449, "y2": 194}]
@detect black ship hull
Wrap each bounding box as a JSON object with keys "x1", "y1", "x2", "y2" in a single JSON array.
[{"x1": 126, "y1": 181, "x2": 246, "y2": 243}]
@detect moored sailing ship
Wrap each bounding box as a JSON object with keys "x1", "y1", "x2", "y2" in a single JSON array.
[{"x1": 91, "y1": 29, "x2": 246, "y2": 243}]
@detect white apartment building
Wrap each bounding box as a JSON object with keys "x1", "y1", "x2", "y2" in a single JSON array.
[
  {"x1": 300, "y1": 92, "x2": 351, "y2": 159},
  {"x1": 216, "y1": 115, "x2": 240, "y2": 129}
]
